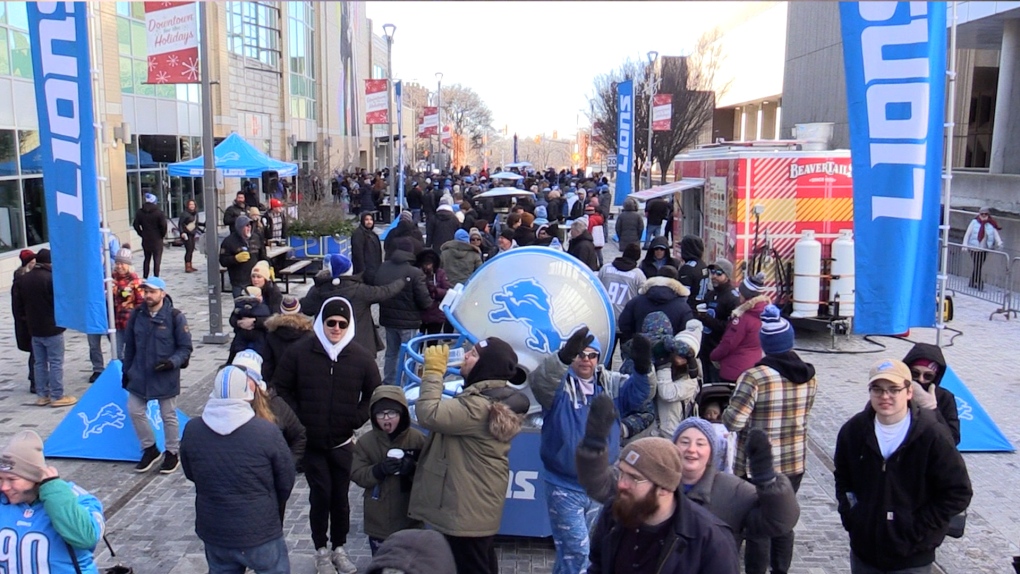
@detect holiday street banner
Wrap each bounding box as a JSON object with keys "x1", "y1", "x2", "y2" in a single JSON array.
[
  {"x1": 614, "y1": 80, "x2": 634, "y2": 206},
  {"x1": 365, "y1": 79, "x2": 389, "y2": 125},
  {"x1": 840, "y1": 2, "x2": 945, "y2": 334},
  {"x1": 28, "y1": 2, "x2": 107, "y2": 334},
  {"x1": 419, "y1": 106, "x2": 438, "y2": 135},
  {"x1": 652, "y1": 94, "x2": 672, "y2": 131},
  {"x1": 442, "y1": 125, "x2": 451, "y2": 142},
  {"x1": 145, "y1": 2, "x2": 199, "y2": 84}
]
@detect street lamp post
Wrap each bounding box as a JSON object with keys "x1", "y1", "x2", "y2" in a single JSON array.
[
  {"x1": 436, "y1": 72, "x2": 443, "y2": 173},
  {"x1": 646, "y1": 50, "x2": 658, "y2": 190},
  {"x1": 383, "y1": 23, "x2": 396, "y2": 216}
]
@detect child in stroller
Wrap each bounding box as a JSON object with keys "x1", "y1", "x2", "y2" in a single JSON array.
[{"x1": 696, "y1": 382, "x2": 737, "y2": 474}]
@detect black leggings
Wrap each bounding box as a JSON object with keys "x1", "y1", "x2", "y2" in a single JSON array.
[
  {"x1": 303, "y1": 445, "x2": 353, "y2": 550},
  {"x1": 184, "y1": 235, "x2": 196, "y2": 264},
  {"x1": 142, "y1": 246, "x2": 163, "y2": 278}
]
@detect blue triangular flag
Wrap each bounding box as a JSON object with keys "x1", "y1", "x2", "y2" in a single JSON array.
[
  {"x1": 44, "y1": 360, "x2": 190, "y2": 462},
  {"x1": 939, "y1": 365, "x2": 1014, "y2": 452},
  {"x1": 379, "y1": 217, "x2": 400, "y2": 241}
]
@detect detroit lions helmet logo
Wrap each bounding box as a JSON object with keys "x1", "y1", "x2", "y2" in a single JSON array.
[
  {"x1": 80, "y1": 403, "x2": 127, "y2": 439},
  {"x1": 489, "y1": 279, "x2": 565, "y2": 354}
]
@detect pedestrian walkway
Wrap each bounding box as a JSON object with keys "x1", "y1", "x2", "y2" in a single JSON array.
[{"x1": 1, "y1": 239, "x2": 1017, "y2": 573}]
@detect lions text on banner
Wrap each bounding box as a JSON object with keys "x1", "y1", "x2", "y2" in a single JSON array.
[
  {"x1": 614, "y1": 80, "x2": 635, "y2": 206},
  {"x1": 27, "y1": 2, "x2": 107, "y2": 335},
  {"x1": 652, "y1": 93, "x2": 672, "y2": 131},
  {"x1": 839, "y1": 2, "x2": 945, "y2": 334},
  {"x1": 145, "y1": 2, "x2": 199, "y2": 84},
  {"x1": 419, "y1": 106, "x2": 438, "y2": 136},
  {"x1": 365, "y1": 79, "x2": 389, "y2": 125}
]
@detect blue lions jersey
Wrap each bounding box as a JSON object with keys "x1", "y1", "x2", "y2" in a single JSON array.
[{"x1": 0, "y1": 482, "x2": 104, "y2": 574}]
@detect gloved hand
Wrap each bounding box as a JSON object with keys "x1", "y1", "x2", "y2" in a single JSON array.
[
  {"x1": 121, "y1": 372, "x2": 130, "y2": 389},
  {"x1": 398, "y1": 457, "x2": 416, "y2": 475},
  {"x1": 371, "y1": 457, "x2": 403, "y2": 481},
  {"x1": 630, "y1": 334, "x2": 653, "y2": 375},
  {"x1": 154, "y1": 359, "x2": 174, "y2": 372},
  {"x1": 911, "y1": 381, "x2": 938, "y2": 410},
  {"x1": 558, "y1": 326, "x2": 594, "y2": 365},
  {"x1": 746, "y1": 428, "x2": 777, "y2": 485},
  {"x1": 234, "y1": 251, "x2": 251, "y2": 263},
  {"x1": 581, "y1": 394, "x2": 617, "y2": 451},
  {"x1": 423, "y1": 344, "x2": 450, "y2": 378}
]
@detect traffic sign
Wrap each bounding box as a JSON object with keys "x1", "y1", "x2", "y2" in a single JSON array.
[{"x1": 606, "y1": 156, "x2": 618, "y2": 172}]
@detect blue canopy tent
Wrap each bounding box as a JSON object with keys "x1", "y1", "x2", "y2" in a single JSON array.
[{"x1": 168, "y1": 133, "x2": 298, "y2": 177}]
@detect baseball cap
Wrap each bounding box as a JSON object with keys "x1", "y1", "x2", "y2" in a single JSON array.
[
  {"x1": 142, "y1": 276, "x2": 167, "y2": 291},
  {"x1": 868, "y1": 359, "x2": 911, "y2": 387}
]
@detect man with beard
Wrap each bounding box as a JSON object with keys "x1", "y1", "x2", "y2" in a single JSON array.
[
  {"x1": 588, "y1": 437, "x2": 739, "y2": 573},
  {"x1": 351, "y1": 212, "x2": 383, "y2": 283}
]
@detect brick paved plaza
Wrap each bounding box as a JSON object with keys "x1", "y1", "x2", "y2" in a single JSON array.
[{"x1": 2, "y1": 238, "x2": 1017, "y2": 573}]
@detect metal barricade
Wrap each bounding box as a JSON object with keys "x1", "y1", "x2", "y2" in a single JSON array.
[
  {"x1": 1008, "y1": 257, "x2": 1020, "y2": 319},
  {"x1": 945, "y1": 242, "x2": 1014, "y2": 320}
]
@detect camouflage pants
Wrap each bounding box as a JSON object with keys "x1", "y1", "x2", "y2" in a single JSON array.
[{"x1": 545, "y1": 483, "x2": 602, "y2": 574}]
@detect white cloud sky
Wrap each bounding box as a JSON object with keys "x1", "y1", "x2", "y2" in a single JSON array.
[{"x1": 364, "y1": 1, "x2": 754, "y2": 138}]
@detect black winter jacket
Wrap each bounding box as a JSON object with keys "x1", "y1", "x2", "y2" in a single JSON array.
[
  {"x1": 219, "y1": 216, "x2": 255, "y2": 288},
  {"x1": 618, "y1": 277, "x2": 694, "y2": 343},
  {"x1": 834, "y1": 403, "x2": 972, "y2": 571},
  {"x1": 639, "y1": 236, "x2": 681, "y2": 279},
  {"x1": 373, "y1": 251, "x2": 433, "y2": 330},
  {"x1": 300, "y1": 271, "x2": 406, "y2": 353},
  {"x1": 262, "y1": 313, "x2": 314, "y2": 383},
  {"x1": 426, "y1": 209, "x2": 460, "y2": 249},
  {"x1": 679, "y1": 235, "x2": 707, "y2": 306},
  {"x1": 273, "y1": 334, "x2": 381, "y2": 451},
  {"x1": 223, "y1": 200, "x2": 245, "y2": 229},
  {"x1": 567, "y1": 231, "x2": 599, "y2": 271},
  {"x1": 269, "y1": 391, "x2": 307, "y2": 468},
  {"x1": 180, "y1": 413, "x2": 296, "y2": 549},
  {"x1": 699, "y1": 280, "x2": 741, "y2": 353},
  {"x1": 11, "y1": 266, "x2": 31, "y2": 350},
  {"x1": 133, "y1": 203, "x2": 168, "y2": 250},
  {"x1": 589, "y1": 489, "x2": 739, "y2": 574},
  {"x1": 901, "y1": 343, "x2": 961, "y2": 445},
  {"x1": 351, "y1": 223, "x2": 383, "y2": 284},
  {"x1": 12, "y1": 264, "x2": 64, "y2": 338},
  {"x1": 383, "y1": 220, "x2": 425, "y2": 259}
]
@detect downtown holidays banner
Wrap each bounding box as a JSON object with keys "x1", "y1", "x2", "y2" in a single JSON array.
[
  {"x1": 28, "y1": 2, "x2": 107, "y2": 334},
  {"x1": 840, "y1": 2, "x2": 945, "y2": 334},
  {"x1": 145, "y1": 2, "x2": 199, "y2": 84}
]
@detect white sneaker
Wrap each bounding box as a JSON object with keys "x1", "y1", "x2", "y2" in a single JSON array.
[
  {"x1": 315, "y1": 547, "x2": 338, "y2": 574},
  {"x1": 331, "y1": 546, "x2": 358, "y2": 574}
]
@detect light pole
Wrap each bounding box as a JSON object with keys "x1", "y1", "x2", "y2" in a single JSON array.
[
  {"x1": 436, "y1": 72, "x2": 443, "y2": 173},
  {"x1": 646, "y1": 50, "x2": 658, "y2": 190},
  {"x1": 199, "y1": 1, "x2": 226, "y2": 343},
  {"x1": 383, "y1": 23, "x2": 396, "y2": 215}
]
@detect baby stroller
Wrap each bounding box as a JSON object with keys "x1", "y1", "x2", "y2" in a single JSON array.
[{"x1": 693, "y1": 380, "x2": 738, "y2": 474}]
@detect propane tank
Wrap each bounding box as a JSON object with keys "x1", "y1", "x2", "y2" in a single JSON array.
[
  {"x1": 791, "y1": 230, "x2": 822, "y2": 318},
  {"x1": 829, "y1": 229, "x2": 856, "y2": 317}
]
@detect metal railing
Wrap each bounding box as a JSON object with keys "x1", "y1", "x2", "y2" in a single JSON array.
[{"x1": 944, "y1": 242, "x2": 1017, "y2": 319}]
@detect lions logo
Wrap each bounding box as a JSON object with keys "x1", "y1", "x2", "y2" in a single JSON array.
[
  {"x1": 489, "y1": 279, "x2": 565, "y2": 354},
  {"x1": 80, "y1": 403, "x2": 127, "y2": 439}
]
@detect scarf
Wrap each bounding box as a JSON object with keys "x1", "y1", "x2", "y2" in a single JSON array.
[{"x1": 976, "y1": 215, "x2": 1001, "y2": 243}]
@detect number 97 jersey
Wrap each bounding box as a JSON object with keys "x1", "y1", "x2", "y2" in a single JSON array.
[{"x1": 597, "y1": 261, "x2": 646, "y2": 320}]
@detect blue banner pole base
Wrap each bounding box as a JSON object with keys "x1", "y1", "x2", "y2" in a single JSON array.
[{"x1": 44, "y1": 360, "x2": 191, "y2": 462}]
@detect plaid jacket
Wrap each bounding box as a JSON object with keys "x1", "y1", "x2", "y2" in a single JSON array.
[{"x1": 722, "y1": 363, "x2": 817, "y2": 478}]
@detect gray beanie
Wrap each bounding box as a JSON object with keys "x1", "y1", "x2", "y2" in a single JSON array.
[
  {"x1": 0, "y1": 431, "x2": 46, "y2": 483},
  {"x1": 672, "y1": 417, "x2": 720, "y2": 471}
]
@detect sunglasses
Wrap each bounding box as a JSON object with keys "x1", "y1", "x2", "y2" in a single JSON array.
[
  {"x1": 470, "y1": 237, "x2": 482, "y2": 242},
  {"x1": 577, "y1": 351, "x2": 600, "y2": 360},
  {"x1": 910, "y1": 369, "x2": 937, "y2": 383},
  {"x1": 710, "y1": 269, "x2": 726, "y2": 276},
  {"x1": 325, "y1": 319, "x2": 349, "y2": 329}
]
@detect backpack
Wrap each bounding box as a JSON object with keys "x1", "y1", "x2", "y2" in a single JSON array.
[{"x1": 569, "y1": 199, "x2": 584, "y2": 220}]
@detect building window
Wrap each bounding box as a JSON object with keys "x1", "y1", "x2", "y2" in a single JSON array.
[
  {"x1": 0, "y1": 128, "x2": 47, "y2": 252},
  {"x1": 372, "y1": 65, "x2": 386, "y2": 80},
  {"x1": 116, "y1": 2, "x2": 178, "y2": 98},
  {"x1": 288, "y1": 2, "x2": 316, "y2": 120},
  {"x1": 227, "y1": 2, "x2": 281, "y2": 68},
  {"x1": 0, "y1": 3, "x2": 32, "y2": 79}
]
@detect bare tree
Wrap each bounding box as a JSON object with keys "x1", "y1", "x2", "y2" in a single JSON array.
[
  {"x1": 440, "y1": 84, "x2": 494, "y2": 154},
  {"x1": 589, "y1": 28, "x2": 725, "y2": 183}
]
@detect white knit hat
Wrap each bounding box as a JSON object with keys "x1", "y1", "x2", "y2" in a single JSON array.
[
  {"x1": 674, "y1": 319, "x2": 703, "y2": 357},
  {"x1": 210, "y1": 366, "x2": 254, "y2": 400}
]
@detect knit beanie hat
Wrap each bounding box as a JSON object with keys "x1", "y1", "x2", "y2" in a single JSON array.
[
  {"x1": 535, "y1": 205, "x2": 548, "y2": 220},
  {"x1": 0, "y1": 431, "x2": 46, "y2": 483},
  {"x1": 232, "y1": 350, "x2": 265, "y2": 390},
  {"x1": 570, "y1": 219, "x2": 587, "y2": 235},
  {"x1": 321, "y1": 298, "x2": 351, "y2": 322},
  {"x1": 464, "y1": 337, "x2": 520, "y2": 388},
  {"x1": 455, "y1": 229, "x2": 470, "y2": 243},
  {"x1": 211, "y1": 365, "x2": 254, "y2": 401},
  {"x1": 674, "y1": 319, "x2": 703, "y2": 357},
  {"x1": 400, "y1": 210, "x2": 413, "y2": 223},
  {"x1": 671, "y1": 417, "x2": 719, "y2": 469},
  {"x1": 251, "y1": 260, "x2": 271, "y2": 280},
  {"x1": 622, "y1": 243, "x2": 642, "y2": 263},
  {"x1": 329, "y1": 253, "x2": 353, "y2": 283},
  {"x1": 248, "y1": 206, "x2": 261, "y2": 218},
  {"x1": 115, "y1": 247, "x2": 133, "y2": 265},
  {"x1": 499, "y1": 229, "x2": 515, "y2": 241},
  {"x1": 658, "y1": 265, "x2": 679, "y2": 280},
  {"x1": 243, "y1": 285, "x2": 262, "y2": 298},
  {"x1": 619, "y1": 437, "x2": 684, "y2": 492},
  {"x1": 35, "y1": 248, "x2": 51, "y2": 265},
  {"x1": 19, "y1": 249, "x2": 35, "y2": 266},
  {"x1": 281, "y1": 295, "x2": 300, "y2": 315},
  {"x1": 469, "y1": 228, "x2": 483, "y2": 241},
  {"x1": 759, "y1": 305, "x2": 794, "y2": 355},
  {"x1": 144, "y1": 192, "x2": 157, "y2": 204},
  {"x1": 739, "y1": 272, "x2": 766, "y2": 300},
  {"x1": 708, "y1": 258, "x2": 733, "y2": 278}
]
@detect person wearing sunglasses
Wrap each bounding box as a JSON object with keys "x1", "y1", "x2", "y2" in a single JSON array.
[
  {"x1": 834, "y1": 359, "x2": 972, "y2": 574},
  {"x1": 696, "y1": 258, "x2": 741, "y2": 385},
  {"x1": 273, "y1": 297, "x2": 381, "y2": 574},
  {"x1": 901, "y1": 343, "x2": 960, "y2": 445},
  {"x1": 530, "y1": 327, "x2": 656, "y2": 574}
]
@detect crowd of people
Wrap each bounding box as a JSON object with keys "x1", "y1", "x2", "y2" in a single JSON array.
[{"x1": 2, "y1": 165, "x2": 973, "y2": 574}]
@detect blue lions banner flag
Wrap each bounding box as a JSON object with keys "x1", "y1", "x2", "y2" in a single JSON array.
[
  {"x1": 28, "y1": 3, "x2": 107, "y2": 334},
  {"x1": 938, "y1": 365, "x2": 1014, "y2": 452},
  {"x1": 44, "y1": 361, "x2": 192, "y2": 462},
  {"x1": 614, "y1": 80, "x2": 634, "y2": 206},
  {"x1": 840, "y1": 2, "x2": 946, "y2": 334}
]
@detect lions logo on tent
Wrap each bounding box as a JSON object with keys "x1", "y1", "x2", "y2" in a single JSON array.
[{"x1": 79, "y1": 403, "x2": 127, "y2": 439}]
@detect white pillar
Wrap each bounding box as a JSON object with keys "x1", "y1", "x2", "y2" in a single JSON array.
[{"x1": 989, "y1": 19, "x2": 1020, "y2": 174}]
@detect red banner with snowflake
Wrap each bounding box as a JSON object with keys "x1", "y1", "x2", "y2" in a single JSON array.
[
  {"x1": 145, "y1": 2, "x2": 199, "y2": 84},
  {"x1": 652, "y1": 94, "x2": 672, "y2": 131},
  {"x1": 365, "y1": 80, "x2": 389, "y2": 125},
  {"x1": 419, "y1": 106, "x2": 438, "y2": 136}
]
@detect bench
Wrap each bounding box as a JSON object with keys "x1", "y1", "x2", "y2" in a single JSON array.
[{"x1": 277, "y1": 259, "x2": 312, "y2": 293}]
